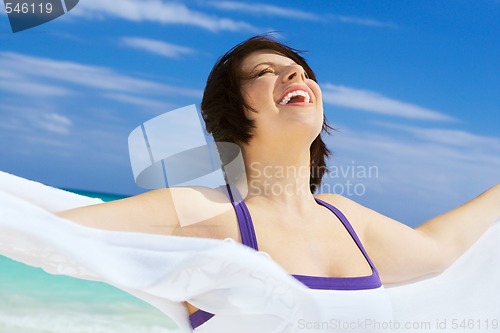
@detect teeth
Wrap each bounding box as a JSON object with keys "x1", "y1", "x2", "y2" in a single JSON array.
[{"x1": 279, "y1": 90, "x2": 311, "y2": 105}]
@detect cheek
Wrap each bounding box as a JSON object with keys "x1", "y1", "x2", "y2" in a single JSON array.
[
  {"x1": 242, "y1": 79, "x2": 275, "y2": 107},
  {"x1": 241, "y1": 84, "x2": 260, "y2": 110},
  {"x1": 309, "y1": 80, "x2": 323, "y2": 102},
  {"x1": 241, "y1": 86, "x2": 261, "y2": 121}
]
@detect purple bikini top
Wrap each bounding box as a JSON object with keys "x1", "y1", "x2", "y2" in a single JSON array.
[{"x1": 190, "y1": 185, "x2": 382, "y2": 329}]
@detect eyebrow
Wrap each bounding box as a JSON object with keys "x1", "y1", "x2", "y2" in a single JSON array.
[
  {"x1": 251, "y1": 61, "x2": 274, "y2": 70},
  {"x1": 250, "y1": 61, "x2": 298, "y2": 71}
]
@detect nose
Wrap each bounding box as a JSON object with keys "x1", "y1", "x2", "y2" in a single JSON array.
[{"x1": 282, "y1": 64, "x2": 307, "y2": 82}]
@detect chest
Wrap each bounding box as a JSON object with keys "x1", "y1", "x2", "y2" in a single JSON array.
[{"x1": 247, "y1": 205, "x2": 373, "y2": 278}]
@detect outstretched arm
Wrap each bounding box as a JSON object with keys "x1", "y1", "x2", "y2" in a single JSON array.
[
  {"x1": 415, "y1": 184, "x2": 500, "y2": 267},
  {"x1": 322, "y1": 184, "x2": 500, "y2": 284},
  {"x1": 56, "y1": 188, "x2": 181, "y2": 234},
  {"x1": 56, "y1": 186, "x2": 234, "y2": 237}
]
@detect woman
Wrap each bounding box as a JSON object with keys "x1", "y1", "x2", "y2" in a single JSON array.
[{"x1": 3, "y1": 35, "x2": 500, "y2": 332}]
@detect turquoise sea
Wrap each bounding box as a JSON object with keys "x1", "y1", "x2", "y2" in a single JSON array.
[{"x1": 0, "y1": 191, "x2": 179, "y2": 333}]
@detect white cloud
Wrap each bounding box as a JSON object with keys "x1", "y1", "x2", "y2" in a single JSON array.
[
  {"x1": 0, "y1": 52, "x2": 202, "y2": 99},
  {"x1": 323, "y1": 124, "x2": 500, "y2": 226},
  {"x1": 0, "y1": 51, "x2": 203, "y2": 145},
  {"x1": 375, "y1": 122, "x2": 500, "y2": 148},
  {"x1": 0, "y1": 103, "x2": 73, "y2": 135},
  {"x1": 207, "y1": 1, "x2": 396, "y2": 28},
  {"x1": 121, "y1": 37, "x2": 195, "y2": 59},
  {"x1": 104, "y1": 93, "x2": 174, "y2": 110},
  {"x1": 0, "y1": 69, "x2": 71, "y2": 97},
  {"x1": 37, "y1": 113, "x2": 73, "y2": 135},
  {"x1": 73, "y1": 0, "x2": 259, "y2": 32},
  {"x1": 207, "y1": 1, "x2": 320, "y2": 21},
  {"x1": 334, "y1": 15, "x2": 398, "y2": 28},
  {"x1": 322, "y1": 84, "x2": 455, "y2": 121}
]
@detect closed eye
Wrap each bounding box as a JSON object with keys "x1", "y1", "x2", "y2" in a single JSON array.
[{"x1": 256, "y1": 67, "x2": 275, "y2": 77}]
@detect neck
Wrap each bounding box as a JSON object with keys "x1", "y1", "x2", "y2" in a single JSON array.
[{"x1": 240, "y1": 143, "x2": 317, "y2": 209}]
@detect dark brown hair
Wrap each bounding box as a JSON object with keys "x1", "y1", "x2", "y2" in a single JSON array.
[{"x1": 201, "y1": 35, "x2": 331, "y2": 193}]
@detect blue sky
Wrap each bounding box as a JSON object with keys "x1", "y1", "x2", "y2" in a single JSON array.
[{"x1": 0, "y1": 0, "x2": 498, "y2": 227}]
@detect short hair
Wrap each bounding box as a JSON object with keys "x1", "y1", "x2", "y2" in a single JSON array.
[{"x1": 201, "y1": 35, "x2": 331, "y2": 193}]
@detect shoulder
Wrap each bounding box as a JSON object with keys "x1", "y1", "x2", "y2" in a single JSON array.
[
  {"x1": 155, "y1": 186, "x2": 239, "y2": 240},
  {"x1": 150, "y1": 185, "x2": 230, "y2": 207},
  {"x1": 314, "y1": 193, "x2": 371, "y2": 238},
  {"x1": 140, "y1": 185, "x2": 230, "y2": 212},
  {"x1": 314, "y1": 192, "x2": 409, "y2": 233},
  {"x1": 315, "y1": 192, "x2": 358, "y2": 209}
]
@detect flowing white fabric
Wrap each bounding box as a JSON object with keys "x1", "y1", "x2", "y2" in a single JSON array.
[{"x1": 0, "y1": 170, "x2": 499, "y2": 332}]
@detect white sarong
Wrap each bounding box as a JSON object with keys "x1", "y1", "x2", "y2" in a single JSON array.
[{"x1": 1, "y1": 170, "x2": 499, "y2": 332}]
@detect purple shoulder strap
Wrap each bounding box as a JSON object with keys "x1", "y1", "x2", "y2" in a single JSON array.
[{"x1": 226, "y1": 184, "x2": 259, "y2": 251}]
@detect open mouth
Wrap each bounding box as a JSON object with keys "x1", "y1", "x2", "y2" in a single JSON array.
[{"x1": 279, "y1": 90, "x2": 311, "y2": 105}]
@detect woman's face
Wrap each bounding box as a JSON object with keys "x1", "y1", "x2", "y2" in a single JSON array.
[{"x1": 239, "y1": 50, "x2": 324, "y2": 145}]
